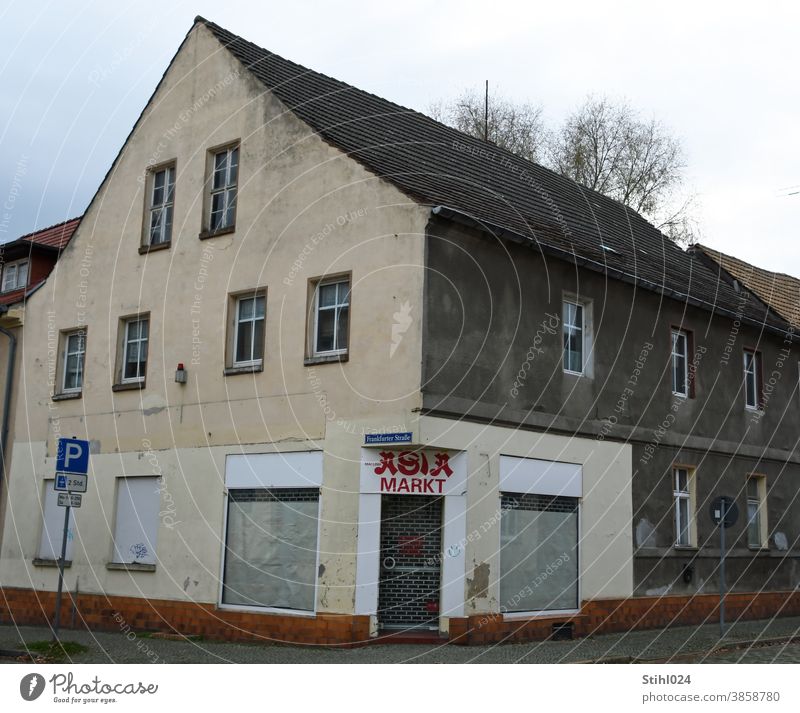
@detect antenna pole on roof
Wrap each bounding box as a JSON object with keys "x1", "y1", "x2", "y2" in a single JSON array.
[{"x1": 484, "y1": 80, "x2": 489, "y2": 142}]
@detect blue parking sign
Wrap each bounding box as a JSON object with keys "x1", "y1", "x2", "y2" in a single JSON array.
[{"x1": 56, "y1": 438, "x2": 90, "y2": 475}]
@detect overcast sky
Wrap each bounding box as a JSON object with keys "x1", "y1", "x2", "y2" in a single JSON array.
[{"x1": 1, "y1": 1, "x2": 798, "y2": 274}]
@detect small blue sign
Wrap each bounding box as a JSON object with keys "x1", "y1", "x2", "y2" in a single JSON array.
[
  {"x1": 56, "y1": 438, "x2": 90, "y2": 475},
  {"x1": 364, "y1": 432, "x2": 413, "y2": 445},
  {"x1": 56, "y1": 474, "x2": 67, "y2": 490}
]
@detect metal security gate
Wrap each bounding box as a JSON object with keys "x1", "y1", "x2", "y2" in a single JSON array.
[{"x1": 377, "y1": 495, "x2": 443, "y2": 630}]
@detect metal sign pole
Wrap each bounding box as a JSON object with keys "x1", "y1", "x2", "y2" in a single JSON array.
[
  {"x1": 52, "y1": 504, "x2": 70, "y2": 642},
  {"x1": 719, "y1": 498, "x2": 726, "y2": 638}
]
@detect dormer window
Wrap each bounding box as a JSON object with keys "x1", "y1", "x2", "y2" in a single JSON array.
[{"x1": 1, "y1": 259, "x2": 29, "y2": 292}]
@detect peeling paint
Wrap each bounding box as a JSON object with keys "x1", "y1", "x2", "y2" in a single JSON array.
[
  {"x1": 635, "y1": 518, "x2": 657, "y2": 548},
  {"x1": 466, "y1": 561, "x2": 490, "y2": 599}
]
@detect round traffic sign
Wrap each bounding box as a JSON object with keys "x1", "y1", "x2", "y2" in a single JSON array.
[{"x1": 709, "y1": 495, "x2": 739, "y2": 528}]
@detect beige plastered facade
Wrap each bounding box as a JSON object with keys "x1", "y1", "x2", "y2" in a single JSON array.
[{"x1": 0, "y1": 24, "x2": 632, "y2": 629}]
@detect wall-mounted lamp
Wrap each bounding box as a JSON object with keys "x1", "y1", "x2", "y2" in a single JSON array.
[{"x1": 175, "y1": 363, "x2": 187, "y2": 384}]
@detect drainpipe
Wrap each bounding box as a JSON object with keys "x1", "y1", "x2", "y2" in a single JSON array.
[{"x1": 0, "y1": 306, "x2": 17, "y2": 494}]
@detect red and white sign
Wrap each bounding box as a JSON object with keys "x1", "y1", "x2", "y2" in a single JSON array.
[{"x1": 360, "y1": 449, "x2": 466, "y2": 496}]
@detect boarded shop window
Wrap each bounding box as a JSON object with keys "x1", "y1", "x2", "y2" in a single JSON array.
[
  {"x1": 37, "y1": 481, "x2": 75, "y2": 561},
  {"x1": 499, "y1": 493, "x2": 579, "y2": 612},
  {"x1": 222, "y1": 488, "x2": 319, "y2": 611},
  {"x1": 112, "y1": 477, "x2": 159, "y2": 565}
]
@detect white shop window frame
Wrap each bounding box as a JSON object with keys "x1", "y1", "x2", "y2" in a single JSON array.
[
  {"x1": 217, "y1": 450, "x2": 324, "y2": 617},
  {"x1": 497, "y1": 455, "x2": 583, "y2": 620}
]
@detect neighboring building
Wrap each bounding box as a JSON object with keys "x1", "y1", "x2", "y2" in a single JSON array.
[
  {"x1": 0, "y1": 18, "x2": 797, "y2": 646},
  {"x1": 0, "y1": 218, "x2": 80, "y2": 549},
  {"x1": 690, "y1": 243, "x2": 800, "y2": 328}
]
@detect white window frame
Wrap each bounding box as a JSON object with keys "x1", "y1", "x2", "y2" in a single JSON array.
[
  {"x1": 121, "y1": 316, "x2": 149, "y2": 384},
  {"x1": 313, "y1": 278, "x2": 350, "y2": 357},
  {"x1": 671, "y1": 329, "x2": 689, "y2": 397},
  {"x1": 233, "y1": 293, "x2": 265, "y2": 367},
  {"x1": 562, "y1": 299, "x2": 584, "y2": 375},
  {"x1": 673, "y1": 467, "x2": 694, "y2": 547},
  {"x1": 744, "y1": 350, "x2": 760, "y2": 410},
  {"x1": 208, "y1": 145, "x2": 238, "y2": 232},
  {"x1": 1, "y1": 258, "x2": 29, "y2": 293},
  {"x1": 61, "y1": 329, "x2": 86, "y2": 394},
  {"x1": 746, "y1": 475, "x2": 767, "y2": 549},
  {"x1": 148, "y1": 164, "x2": 175, "y2": 246}
]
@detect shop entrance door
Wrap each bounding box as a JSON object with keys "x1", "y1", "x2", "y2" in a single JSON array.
[{"x1": 377, "y1": 495, "x2": 443, "y2": 630}]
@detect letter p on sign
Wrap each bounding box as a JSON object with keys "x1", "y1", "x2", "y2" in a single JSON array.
[{"x1": 56, "y1": 438, "x2": 90, "y2": 475}]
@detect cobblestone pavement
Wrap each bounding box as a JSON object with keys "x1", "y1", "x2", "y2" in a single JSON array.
[{"x1": 1, "y1": 616, "x2": 799, "y2": 664}]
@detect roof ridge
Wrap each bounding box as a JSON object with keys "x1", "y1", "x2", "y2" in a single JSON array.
[
  {"x1": 195, "y1": 16, "x2": 644, "y2": 226},
  {"x1": 694, "y1": 242, "x2": 800, "y2": 284},
  {"x1": 16, "y1": 216, "x2": 82, "y2": 242}
]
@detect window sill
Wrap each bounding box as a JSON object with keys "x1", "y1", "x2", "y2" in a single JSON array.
[
  {"x1": 199, "y1": 225, "x2": 235, "y2": 240},
  {"x1": 106, "y1": 562, "x2": 156, "y2": 572},
  {"x1": 224, "y1": 364, "x2": 263, "y2": 376},
  {"x1": 52, "y1": 391, "x2": 82, "y2": 402},
  {"x1": 139, "y1": 241, "x2": 171, "y2": 255},
  {"x1": 304, "y1": 353, "x2": 349, "y2": 366},
  {"x1": 673, "y1": 545, "x2": 699, "y2": 552},
  {"x1": 112, "y1": 381, "x2": 146, "y2": 392},
  {"x1": 32, "y1": 558, "x2": 71, "y2": 568},
  {"x1": 748, "y1": 545, "x2": 769, "y2": 552}
]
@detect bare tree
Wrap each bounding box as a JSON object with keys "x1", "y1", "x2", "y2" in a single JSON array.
[
  {"x1": 432, "y1": 90, "x2": 696, "y2": 242},
  {"x1": 546, "y1": 96, "x2": 693, "y2": 242},
  {"x1": 429, "y1": 88, "x2": 545, "y2": 162}
]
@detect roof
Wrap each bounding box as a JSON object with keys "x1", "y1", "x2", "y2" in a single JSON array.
[
  {"x1": 691, "y1": 243, "x2": 800, "y2": 328},
  {"x1": 15, "y1": 217, "x2": 81, "y2": 250},
  {"x1": 0, "y1": 217, "x2": 80, "y2": 307},
  {"x1": 197, "y1": 18, "x2": 790, "y2": 336}
]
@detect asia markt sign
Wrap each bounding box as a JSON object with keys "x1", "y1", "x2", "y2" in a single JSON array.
[{"x1": 360, "y1": 449, "x2": 466, "y2": 496}]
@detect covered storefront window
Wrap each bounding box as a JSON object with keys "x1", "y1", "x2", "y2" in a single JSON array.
[
  {"x1": 499, "y1": 493, "x2": 579, "y2": 612},
  {"x1": 222, "y1": 488, "x2": 319, "y2": 611}
]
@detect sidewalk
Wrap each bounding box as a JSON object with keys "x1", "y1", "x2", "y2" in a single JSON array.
[{"x1": 1, "y1": 615, "x2": 799, "y2": 664}]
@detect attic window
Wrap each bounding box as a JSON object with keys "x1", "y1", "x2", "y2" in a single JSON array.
[{"x1": 1, "y1": 259, "x2": 29, "y2": 292}]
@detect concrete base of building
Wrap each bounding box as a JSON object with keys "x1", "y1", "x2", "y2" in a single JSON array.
[{"x1": 2, "y1": 587, "x2": 799, "y2": 646}]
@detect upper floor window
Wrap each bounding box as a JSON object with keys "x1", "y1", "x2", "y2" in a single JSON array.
[
  {"x1": 673, "y1": 466, "x2": 695, "y2": 547},
  {"x1": 312, "y1": 277, "x2": 350, "y2": 357},
  {"x1": 1, "y1": 259, "x2": 29, "y2": 292},
  {"x1": 233, "y1": 292, "x2": 266, "y2": 367},
  {"x1": 146, "y1": 163, "x2": 175, "y2": 246},
  {"x1": 671, "y1": 329, "x2": 689, "y2": 397},
  {"x1": 562, "y1": 300, "x2": 584, "y2": 374},
  {"x1": 119, "y1": 315, "x2": 149, "y2": 384},
  {"x1": 746, "y1": 475, "x2": 767, "y2": 548},
  {"x1": 743, "y1": 349, "x2": 762, "y2": 410},
  {"x1": 61, "y1": 329, "x2": 86, "y2": 394},
  {"x1": 207, "y1": 144, "x2": 238, "y2": 233}
]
